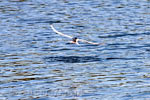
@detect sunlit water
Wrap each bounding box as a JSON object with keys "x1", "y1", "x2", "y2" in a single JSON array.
[{"x1": 0, "y1": 0, "x2": 150, "y2": 100}]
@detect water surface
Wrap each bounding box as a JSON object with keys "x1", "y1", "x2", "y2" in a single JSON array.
[{"x1": 0, "y1": 0, "x2": 150, "y2": 100}]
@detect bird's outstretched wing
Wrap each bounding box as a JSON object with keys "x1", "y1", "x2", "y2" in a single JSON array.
[
  {"x1": 78, "y1": 39, "x2": 100, "y2": 45},
  {"x1": 50, "y1": 24, "x2": 101, "y2": 45},
  {"x1": 50, "y1": 25, "x2": 72, "y2": 39}
]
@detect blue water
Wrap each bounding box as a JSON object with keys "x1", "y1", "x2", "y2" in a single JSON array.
[{"x1": 0, "y1": 0, "x2": 150, "y2": 100}]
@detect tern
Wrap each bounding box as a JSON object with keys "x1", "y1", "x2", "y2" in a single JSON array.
[{"x1": 50, "y1": 25, "x2": 100, "y2": 45}]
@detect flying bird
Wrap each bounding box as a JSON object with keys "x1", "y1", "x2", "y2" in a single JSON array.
[{"x1": 50, "y1": 25, "x2": 100, "y2": 45}]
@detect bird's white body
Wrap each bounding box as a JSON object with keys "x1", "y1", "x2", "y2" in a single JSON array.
[{"x1": 50, "y1": 25, "x2": 100, "y2": 45}]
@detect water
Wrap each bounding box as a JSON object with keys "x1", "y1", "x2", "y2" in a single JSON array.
[{"x1": 0, "y1": 0, "x2": 150, "y2": 100}]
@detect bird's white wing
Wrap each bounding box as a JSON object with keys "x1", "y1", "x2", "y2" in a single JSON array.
[
  {"x1": 50, "y1": 25, "x2": 72, "y2": 39},
  {"x1": 78, "y1": 39, "x2": 100, "y2": 45},
  {"x1": 50, "y1": 25, "x2": 101, "y2": 45}
]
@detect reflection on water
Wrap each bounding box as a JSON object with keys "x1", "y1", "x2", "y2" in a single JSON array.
[{"x1": 0, "y1": 0, "x2": 150, "y2": 100}]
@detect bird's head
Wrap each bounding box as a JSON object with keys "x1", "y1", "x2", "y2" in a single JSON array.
[{"x1": 72, "y1": 37, "x2": 78, "y2": 42}]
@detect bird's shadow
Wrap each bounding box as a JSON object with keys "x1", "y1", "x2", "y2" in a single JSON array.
[{"x1": 43, "y1": 56, "x2": 100, "y2": 63}]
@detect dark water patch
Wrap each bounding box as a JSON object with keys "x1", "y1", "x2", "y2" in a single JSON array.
[
  {"x1": 44, "y1": 56, "x2": 100, "y2": 63},
  {"x1": 18, "y1": 18, "x2": 61, "y2": 24},
  {"x1": 37, "y1": 32, "x2": 53, "y2": 37},
  {"x1": 104, "y1": 43, "x2": 148, "y2": 50},
  {"x1": 13, "y1": 76, "x2": 50, "y2": 82},
  {"x1": 140, "y1": 32, "x2": 150, "y2": 35},
  {"x1": 83, "y1": 44, "x2": 101, "y2": 47},
  {"x1": 145, "y1": 49, "x2": 150, "y2": 52},
  {"x1": 107, "y1": 43, "x2": 129, "y2": 46},
  {"x1": 126, "y1": 45, "x2": 149, "y2": 49},
  {"x1": 41, "y1": 47, "x2": 73, "y2": 52},
  {"x1": 32, "y1": 98, "x2": 49, "y2": 100},
  {"x1": 41, "y1": 47, "x2": 52, "y2": 51},
  {"x1": 99, "y1": 32, "x2": 150, "y2": 39},
  {"x1": 102, "y1": 47, "x2": 128, "y2": 51},
  {"x1": 99, "y1": 33, "x2": 141, "y2": 38},
  {"x1": 106, "y1": 57, "x2": 140, "y2": 60},
  {"x1": 143, "y1": 43, "x2": 150, "y2": 47},
  {"x1": 123, "y1": 90, "x2": 150, "y2": 100},
  {"x1": 9, "y1": 0, "x2": 28, "y2": 2},
  {"x1": 50, "y1": 48, "x2": 72, "y2": 51}
]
